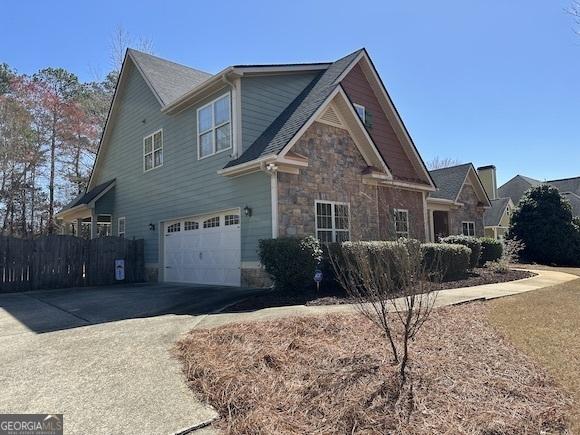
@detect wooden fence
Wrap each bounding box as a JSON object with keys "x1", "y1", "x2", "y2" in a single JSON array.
[{"x1": 0, "y1": 235, "x2": 144, "y2": 292}]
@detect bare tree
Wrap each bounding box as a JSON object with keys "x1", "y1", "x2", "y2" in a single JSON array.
[
  {"x1": 426, "y1": 156, "x2": 462, "y2": 170},
  {"x1": 109, "y1": 25, "x2": 154, "y2": 72},
  {"x1": 330, "y1": 239, "x2": 439, "y2": 414}
]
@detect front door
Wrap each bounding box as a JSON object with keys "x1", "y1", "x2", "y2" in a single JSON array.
[{"x1": 433, "y1": 211, "x2": 450, "y2": 240}]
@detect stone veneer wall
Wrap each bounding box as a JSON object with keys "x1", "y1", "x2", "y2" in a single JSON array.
[
  {"x1": 276, "y1": 121, "x2": 428, "y2": 242},
  {"x1": 277, "y1": 122, "x2": 380, "y2": 240},
  {"x1": 449, "y1": 184, "x2": 485, "y2": 236},
  {"x1": 378, "y1": 187, "x2": 426, "y2": 240}
]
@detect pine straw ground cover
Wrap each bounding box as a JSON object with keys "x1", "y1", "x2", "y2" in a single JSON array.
[{"x1": 175, "y1": 303, "x2": 572, "y2": 434}]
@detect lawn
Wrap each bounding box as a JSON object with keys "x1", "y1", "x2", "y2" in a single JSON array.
[
  {"x1": 487, "y1": 268, "x2": 580, "y2": 433},
  {"x1": 176, "y1": 302, "x2": 571, "y2": 434}
]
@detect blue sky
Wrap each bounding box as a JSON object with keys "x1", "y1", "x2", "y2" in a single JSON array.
[{"x1": 2, "y1": 0, "x2": 579, "y2": 185}]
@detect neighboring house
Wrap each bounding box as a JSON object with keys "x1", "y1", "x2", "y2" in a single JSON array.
[
  {"x1": 483, "y1": 197, "x2": 513, "y2": 239},
  {"x1": 498, "y1": 175, "x2": 580, "y2": 217},
  {"x1": 426, "y1": 163, "x2": 491, "y2": 240},
  {"x1": 57, "y1": 48, "x2": 436, "y2": 287}
]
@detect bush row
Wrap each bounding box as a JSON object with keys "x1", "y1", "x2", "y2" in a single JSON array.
[{"x1": 259, "y1": 236, "x2": 485, "y2": 291}]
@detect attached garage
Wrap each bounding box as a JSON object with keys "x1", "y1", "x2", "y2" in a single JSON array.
[{"x1": 163, "y1": 210, "x2": 241, "y2": 286}]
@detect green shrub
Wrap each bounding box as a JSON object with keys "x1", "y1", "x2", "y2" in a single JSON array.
[
  {"x1": 509, "y1": 184, "x2": 580, "y2": 266},
  {"x1": 440, "y1": 235, "x2": 481, "y2": 269},
  {"x1": 478, "y1": 237, "x2": 503, "y2": 266},
  {"x1": 421, "y1": 243, "x2": 471, "y2": 280},
  {"x1": 258, "y1": 236, "x2": 322, "y2": 291}
]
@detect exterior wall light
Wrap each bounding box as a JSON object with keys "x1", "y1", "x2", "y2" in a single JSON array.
[
  {"x1": 243, "y1": 206, "x2": 252, "y2": 217},
  {"x1": 149, "y1": 223, "x2": 155, "y2": 231}
]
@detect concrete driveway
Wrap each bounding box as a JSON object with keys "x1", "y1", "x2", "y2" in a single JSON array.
[{"x1": 0, "y1": 283, "x2": 261, "y2": 434}]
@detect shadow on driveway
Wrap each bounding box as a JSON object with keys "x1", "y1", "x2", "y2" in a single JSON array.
[{"x1": 0, "y1": 283, "x2": 263, "y2": 336}]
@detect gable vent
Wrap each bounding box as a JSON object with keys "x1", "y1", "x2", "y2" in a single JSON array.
[{"x1": 318, "y1": 105, "x2": 344, "y2": 128}]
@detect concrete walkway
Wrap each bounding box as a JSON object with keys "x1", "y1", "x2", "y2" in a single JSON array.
[{"x1": 193, "y1": 269, "x2": 578, "y2": 330}]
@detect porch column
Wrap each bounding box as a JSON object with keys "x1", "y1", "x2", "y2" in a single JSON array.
[
  {"x1": 90, "y1": 209, "x2": 97, "y2": 239},
  {"x1": 428, "y1": 209, "x2": 435, "y2": 242},
  {"x1": 76, "y1": 218, "x2": 83, "y2": 238}
]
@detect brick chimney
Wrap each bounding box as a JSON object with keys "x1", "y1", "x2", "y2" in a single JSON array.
[{"x1": 477, "y1": 165, "x2": 497, "y2": 200}]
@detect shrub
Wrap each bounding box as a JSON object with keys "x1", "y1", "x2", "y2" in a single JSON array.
[
  {"x1": 421, "y1": 243, "x2": 471, "y2": 280},
  {"x1": 509, "y1": 184, "x2": 580, "y2": 266},
  {"x1": 338, "y1": 241, "x2": 410, "y2": 289},
  {"x1": 258, "y1": 236, "x2": 322, "y2": 291},
  {"x1": 479, "y1": 237, "x2": 503, "y2": 266},
  {"x1": 440, "y1": 235, "x2": 481, "y2": 269}
]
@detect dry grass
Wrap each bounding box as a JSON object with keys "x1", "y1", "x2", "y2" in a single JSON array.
[
  {"x1": 488, "y1": 275, "x2": 580, "y2": 433},
  {"x1": 175, "y1": 303, "x2": 571, "y2": 434}
]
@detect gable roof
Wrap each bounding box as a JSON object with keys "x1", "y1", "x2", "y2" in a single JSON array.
[
  {"x1": 128, "y1": 49, "x2": 212, "y2": 107},
  {"x1": 224, "y1": 50, "x2": 363, "y2": 168},
  {"x1": 428, "y1": 163, "x2": 472, "y2": 201},
  {"x1": 483, "y1": 197, "x2": 512, "y2": 227},
  {"x1": 497, "y1": 174, "x2": 541, "y2": 205},
  {"x1": 428, "y1": 163, "x2": 491, "y2": 206},
  {"x1": 57, "y1": 179, "x2": 115, "y2": 216}
]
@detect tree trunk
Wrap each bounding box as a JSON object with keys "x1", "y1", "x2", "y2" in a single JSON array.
[{"x1": 47, "y1": 112, "x2": 56, "y2": 233}]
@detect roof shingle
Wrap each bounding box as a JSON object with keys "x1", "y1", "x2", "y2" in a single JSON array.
[
  {"x1": 224, "y1": 49, "x2": 364, "y2": 168},
  {"x1": 129, "y1": 49, "x2": 212, "y2": 107},
  {"x1": 428, "y1": 163, "x2": 472, "y2": 201}
]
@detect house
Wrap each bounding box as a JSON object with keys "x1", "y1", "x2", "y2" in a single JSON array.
[
  {"x1": 426, "y1": 163, "x2": 491, "y2": 240},
  {"x1": 56, "y1": 48, "x2": 437, "y2": 287},
  {"x1": 498, "y1": 175, "x2": 580, "y2": 217},
  {"x1": 483, "y1": 197, "x2": 513, "y2": 239}
]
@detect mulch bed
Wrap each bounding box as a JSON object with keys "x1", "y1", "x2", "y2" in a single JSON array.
[
  {"x1": 175, "y1": 303, "x2": 571, "y2": 434},
  {"x1": 228, "y1": 268, "x2": 534, "y2": 312}
]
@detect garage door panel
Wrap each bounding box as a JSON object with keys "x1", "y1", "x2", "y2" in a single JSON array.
[{"x1": 163, "y1": 212, "x2": 241, "y2": 286}]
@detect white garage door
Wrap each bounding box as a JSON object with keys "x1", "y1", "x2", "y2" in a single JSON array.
[{"x1": 163, "y1": 211, "x2": 241, "y2": 286}]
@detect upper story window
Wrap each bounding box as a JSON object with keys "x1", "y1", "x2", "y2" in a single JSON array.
[
  {"x1": 462, "y1": 221, "x2": 475, "y2": 236},
  {"x1": 315, "y1": 201, "x2": 350, "y2": 243},
  {"x1": 394, "y1": 209, "x2": 409, "y2": 238},
  {"x1": 144, "y1": 130, "x2": 163, "y2": 172},
  {"x1": 198, "y1": 93, "x2": 231, "y2": 159},
  {"x1": 353, "y1": 103, "x2": 366, "y2": 123}
]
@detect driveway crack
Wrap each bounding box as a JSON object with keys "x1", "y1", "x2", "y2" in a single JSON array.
[{"x1": 22, "y1": 294, "x2": 92, "y2": 324}]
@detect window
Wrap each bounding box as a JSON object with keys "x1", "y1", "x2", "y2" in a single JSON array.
[
  {"x1": 96, "y1": 215, "x2": 112, "y2": 237},
  {"x1": 118, "y1": 217, "x2": 126, "y2": 238},
  {"x1": 167, "y1": 222, "x2": 181, "y2": 233},
  {"x1": 462, "y1": 221, "x2": 475, "y2": 236},
  {"x1": 225, "y1": 214, "x2": 240, "y2": 226},
  {"x1": 203, "y1": 216, "x2": 220, "y2": 228},
  {"x1": 144, "y1": 130, "x2": 163, "y2": 171},
  {"x1": 394, "y1": 209, "x2": 409, "y2": 238},
  {"x1": 315, "y1": 201, "x2": 350, "y2": 243},
  {"x1": 184, "y1": 221, "x2": 199, "y2": 231},
  {"x1": 353, "y1": 103, "x2": 366, "y2": 123},
  {"x1": 198, "y1": 94, "x2": 231, "y2": 159}
]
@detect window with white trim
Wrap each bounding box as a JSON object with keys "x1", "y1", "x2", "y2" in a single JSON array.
[
  {"x1": 198, "y1": 94, "x2": 231, "y2": 159},
  {"x1": 118, "y1": 217, "x2": 126, "y2": 238},
  {"x1": 96, "y1": 215, "x2": 112, "y2": 237},
  {"x1": 203, "y1": 216, "x2": 220, "y2": 228},
  {"x1": 353, "y1": 103, "x2": 366, "y2": 123},
  {"x1": 315, "y1": 201, "x2": 350, "y2": 243},
  {"x1": 462, "y1": 221, "x2": 475, "y2": 236},
  {"x1": 184, "y1": 221, "x2": 199, "y2": 231},
  {"x1": 167, "y1": 222, "x2": 181, "y2": 233},
  {"x1": 225, "y1": 214, "x2": 240, "y2": 226},
  {"x1": 144, "y1": 130, "x2": 163, "y2": 171},
  {"x1": 394, "y1": 209, "x2": 409, "y2": 238}
]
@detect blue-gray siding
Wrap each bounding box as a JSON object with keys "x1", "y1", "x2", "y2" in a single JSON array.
[
  {"x1": 92, "y1": 62, "x2": 272, "y2": 264},
  {"x1": 240, "y1": 73, "x2": 317, "y2": 152}
]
